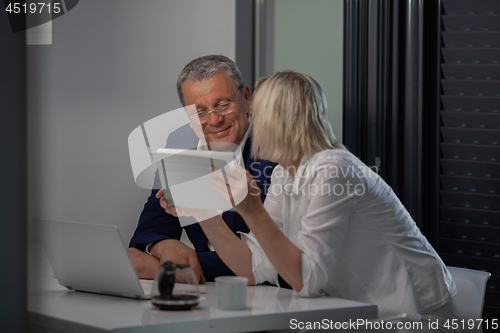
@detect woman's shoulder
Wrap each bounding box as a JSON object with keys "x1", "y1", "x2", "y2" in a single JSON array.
[
  {"x1": 308, "y1": 149, "x2": 377, "y2": 180},
  {"x1": 310, "y1": 148, "x2": 357, "y2": 167}
]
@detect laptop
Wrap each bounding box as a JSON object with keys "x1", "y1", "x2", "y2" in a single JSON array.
[{"x1": 32, "y1": 219, "x2": 153, "y2": 299}]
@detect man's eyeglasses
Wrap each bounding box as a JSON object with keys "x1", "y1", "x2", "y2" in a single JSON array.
[{"x1": 189, "y1": 85, "x2": 244, "y2": 125}]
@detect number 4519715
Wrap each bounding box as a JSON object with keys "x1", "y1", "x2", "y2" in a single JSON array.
[
  {"x1": 444, "y1": 319, "x2": 498, "y2": 330},
  {"x1": 5, "y1": 2, "x2": 61, "y2": 14}
]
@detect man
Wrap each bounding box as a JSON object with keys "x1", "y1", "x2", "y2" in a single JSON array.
[{"x1": 128, "y1": 55, "x2": 275, "y2": 282}]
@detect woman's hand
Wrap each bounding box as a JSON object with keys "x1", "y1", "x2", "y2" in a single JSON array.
[
  {"x1": 155, "y1": 189, "x2": 219, "y2": 222},
  {"x1": 209, "y1": 165, "x2": 264, "y2": 217}
]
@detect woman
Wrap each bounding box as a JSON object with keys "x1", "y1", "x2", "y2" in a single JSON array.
[{"x1": 160, "y1": 71, "x2": 458, "y2": 330}]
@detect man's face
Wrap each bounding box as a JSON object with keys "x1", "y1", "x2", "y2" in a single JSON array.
[{"x1": 183, "y1": 71, "x2": 251, "y2": 150}]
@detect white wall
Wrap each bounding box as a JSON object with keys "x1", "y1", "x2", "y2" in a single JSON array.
[
  {"x1": 28, "y1": 0, "x2": 236, "y2": 243},
  {"x1": 265, "y1": 0, "x2": 344, "y2": 142}
]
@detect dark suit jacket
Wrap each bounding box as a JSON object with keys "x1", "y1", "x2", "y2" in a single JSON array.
[{"x1": 129, "y1": 124, "x2": 276, "y2": 281}]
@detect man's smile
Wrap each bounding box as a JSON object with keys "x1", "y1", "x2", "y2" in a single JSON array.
[{"x1": 209, "y1": 125, "x2": 232, "y2": 138}]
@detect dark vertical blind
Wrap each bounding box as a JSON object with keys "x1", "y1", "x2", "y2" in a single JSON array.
[
  {"x1": 345, "y1": 0, "x2": 500, "y2": 323},
  {"x1": 0, "y1": 11, "x2": 27, "y2": 332},
  {"x1": 344, "y1": 0, "x2": 427, "y2": 228},
  {"x1": 438, "y1": 0, "x2": 500, "y2": 323}
]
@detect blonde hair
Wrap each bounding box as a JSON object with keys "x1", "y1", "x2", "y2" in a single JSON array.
[{"x1": 251, "y1": 71, "x2": 343, "y2": 162}]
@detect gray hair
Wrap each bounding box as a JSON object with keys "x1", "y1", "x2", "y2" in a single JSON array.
[{"x1": 176, "y1": 55, "x2": 245, "y2": 106}]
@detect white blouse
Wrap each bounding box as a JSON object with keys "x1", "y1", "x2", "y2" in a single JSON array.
[{"x1": 240, "y1": 149, "x2": 456, "y2": 321}]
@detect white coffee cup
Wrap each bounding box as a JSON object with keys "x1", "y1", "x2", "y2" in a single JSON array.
[{"x1": 215, "y1": 276, "x2": 248, "y2": 310}]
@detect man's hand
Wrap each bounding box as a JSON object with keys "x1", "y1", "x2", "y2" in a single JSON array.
[
  {"x1": 127, "y1": 247, "x2": 161, "y2": 279},
  {"x1": 150, "y1": 239, "x2": 206, "y2": 283},
  {"x1": 156, "y1": 189, "x2": 219, "y2": 222}
]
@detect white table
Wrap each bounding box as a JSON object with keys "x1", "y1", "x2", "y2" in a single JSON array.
[
  {"x1": 29, "y1": 278, "x2": 377, "y2": 333},
  {"x1": 28, "y1": 232, "x2": 377, "y2": 333}
]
